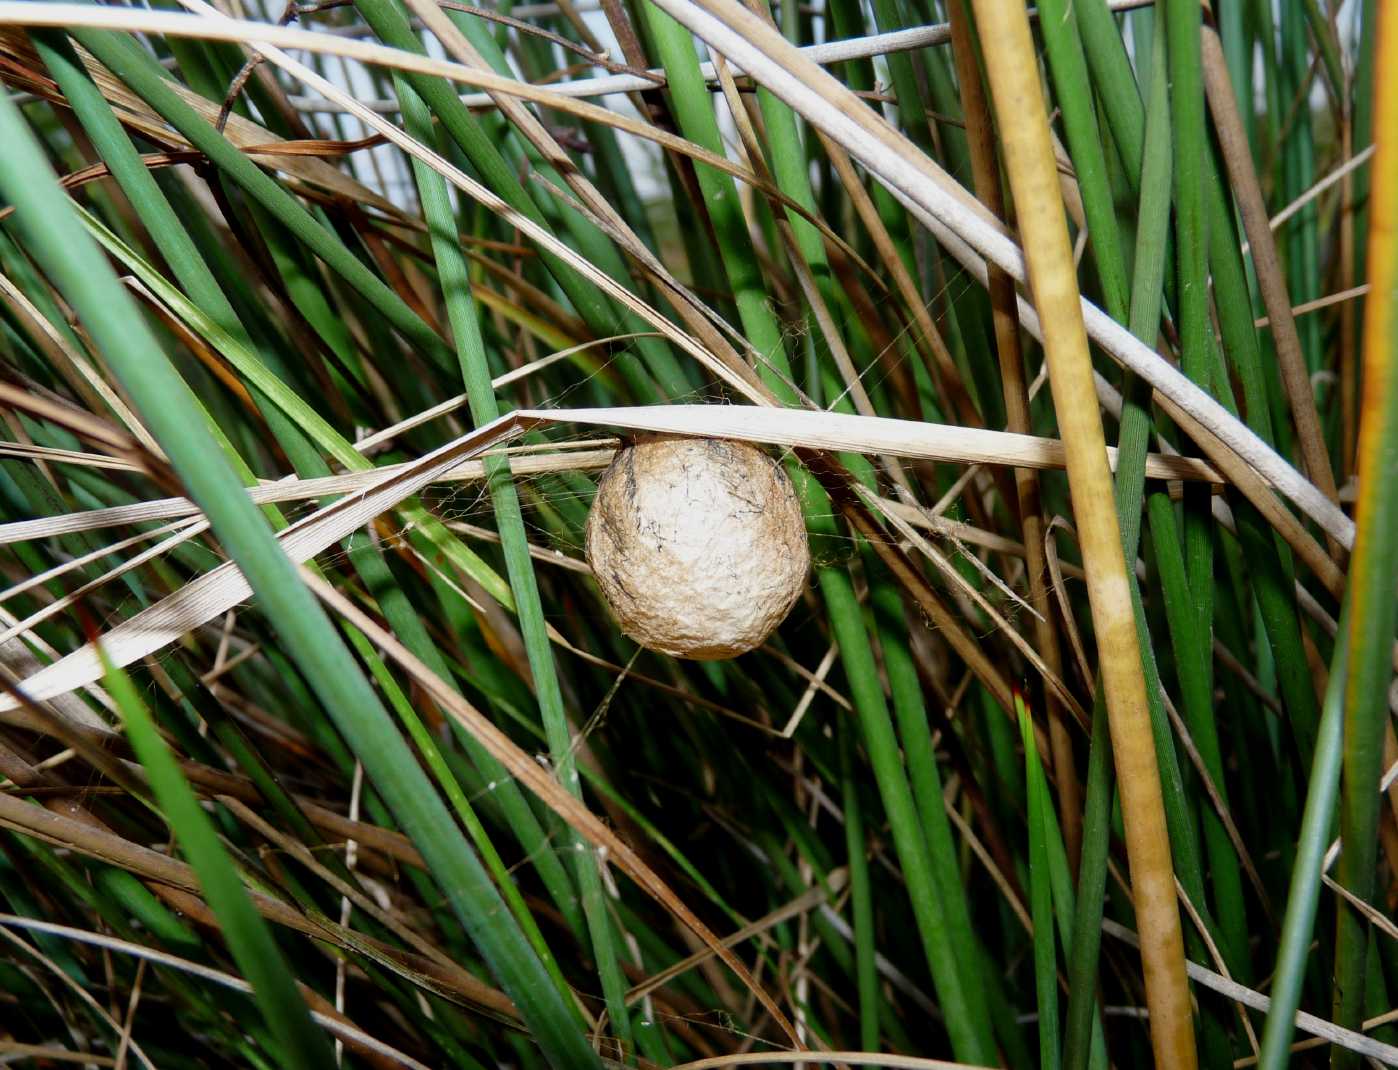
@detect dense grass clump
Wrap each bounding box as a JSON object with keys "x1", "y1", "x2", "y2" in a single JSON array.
[{"x1": 0, "y1": 1, "x2": 1392, "y2": 1068}]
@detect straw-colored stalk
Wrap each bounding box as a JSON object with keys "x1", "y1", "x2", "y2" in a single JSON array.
[{"x1": 966, "y1": 1, "x2": 1197, "y2": 1066}]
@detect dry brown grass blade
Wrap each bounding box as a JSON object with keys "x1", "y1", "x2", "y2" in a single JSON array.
[
  {"x1": 966, "y1": 1, "x2": 1196, "y2": 1066},
  {"x1": 0, "y1": 402, "x2": 1220, "y2": 724},
  {"x1": 0, "y1": 519, "x2": 208, "y2": 650},
  {"x1": 0, "y1": 1043, "x2": 115, "y2": 1067},
  {"x1": 0, "y1": 922, "x2": 157, "y2": 1070},
  {"x1": 816, "y1": 134, "x2": 981, "y2": 427},
  {"x1": 0, "y1": 915, "x2": 444, "y2": 1069},
  {"x1": 0, "y1": 790, "x2": 513, "y2": 1016},
  {"x1": 1235, "y1": 1011, "x2": 1398, "y2": 1068},
  {"x1": 847, "y1": 479, "x2": 1097, "y2": 728},
  {"x1": 0, "y1": 412, "x2": 527, "y2": 709},
  {"x1": 1152, "y1": 390, "x2": 1346, "y2": 602},
  {"x1": 1201, "y1": 28, "x2": 1339, "y2": 517},
  {"x1": 394, "y1": 0, "x2": 882, "y2": 305},
  {"x1": 882, "y1": 494, "x2": 1084, "y2": 574},
  {"x1": 0, "y1": 28, "x2": 406, "y2": 221},
  {"x1": 5, "y1": 2, "x2": 1346, "y2": 570},
  {"x1": 296, "y1": 566, "x2": 806, "y2": 1049},
  {"x1": 0, "y1": 448, "x2": 608, "y2": 543},
  {"x1": 215, "y1": 795, "x2": 476, "y2": 973},
  {"x1": 542, "y1": 405, "x2": 1221, "y2": 480},
  {"x1": 1255, "y1": 284, "x2": 1371, "y2": 327},
  {"x1": 1100, "y1": 920, "x2": 1398, "y2": 1065},
  {"x1": 0, "y1": 276, "x2": 163, "y2": 457},
  {"x1": 625, "y1": 871, "x2": 846, "y2": 1006},
  {"x1": 0, "y1": 709, "x2": 426, "y2": 868},
  {"x1": 0, "y1": 141, "x2": 391, "y2": 224},
  {"x1": 667, "y1": 1053, "x2": 996, "y2": 1069},
  {"x1": 285, "y1": 0, "x2": 880, "y2": 301},
  {"x1": 946, "y1": 0, "x2": 1082, "y2": 868},
  {"x1": 709, "y1": 54, "x2": 877, "y2": 422},
  {"x1": 1262, "y1": 145, "x2": 1375, "y2": 238}
]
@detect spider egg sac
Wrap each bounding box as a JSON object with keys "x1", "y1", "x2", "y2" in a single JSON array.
[{"x1": 584, "y1": 435, "x2": 810, "y2": 660}]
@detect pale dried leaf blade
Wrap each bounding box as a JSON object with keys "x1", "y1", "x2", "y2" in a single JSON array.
[
  {"x1": 535, "y1": 405, "x2": 1222, "y2": 482},
  {"x1": 0, "y1": 402, "x2": 1226, "y2": 710},
  {"x1": 0, "y1": 413, "x2": 526, "y2": 711},
  {"x1": 0, "y1": 406, "x2": 1214, "y2": 547}
]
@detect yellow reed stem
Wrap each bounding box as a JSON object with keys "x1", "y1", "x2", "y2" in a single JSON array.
[{"x1": 966, "y1": 1, "x2": 1198, "y2": 1065}]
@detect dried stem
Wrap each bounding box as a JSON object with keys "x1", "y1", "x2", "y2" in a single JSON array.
[
  {"x1": 946, "y1": 0, "x2": 1082, "y2": 870},
  {"x1": 1201, "y1": 29, "x2": 1339, "y2": 519},
  {"x1": 966, "y1": 0, "x2": 1197, "y2": 1064}
]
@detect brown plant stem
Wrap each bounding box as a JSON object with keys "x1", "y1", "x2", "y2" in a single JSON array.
[
  {"x1": 1200, "y1": 29, "x2": 1340, "y2": 526},
  {"x1": 946, "y1": 0, "x2": 1083, "y2": 871}
]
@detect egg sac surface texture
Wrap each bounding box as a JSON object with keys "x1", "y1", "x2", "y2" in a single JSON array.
[{"x1": 585, "y1": 435, "x2": 810, "y2": 660}]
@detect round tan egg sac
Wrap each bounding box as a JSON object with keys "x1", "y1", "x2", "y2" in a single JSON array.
[{"x1": 585, "y1": 435, "x2": 810, "y2": 660}]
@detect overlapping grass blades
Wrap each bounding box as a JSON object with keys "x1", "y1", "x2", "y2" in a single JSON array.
[{"x1": 0, "y1": 0, "x2": 1389, "y2": 1067}]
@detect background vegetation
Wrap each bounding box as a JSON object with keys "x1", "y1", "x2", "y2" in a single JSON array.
[{"x1": 0, "y1": 0, "x2": 1392, "y2": 1067}]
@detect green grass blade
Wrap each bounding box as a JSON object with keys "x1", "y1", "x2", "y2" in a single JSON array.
[
  {"x1": 98, "y1": 649, "x2": 337, "y2": 1070},
  {"x1": 1035, "y1": 0, "x2": 1129, "y2": 322},
  {"x1": 68, "y1": 27, "x2": 457, "y2": 374},
  {"x1": 1020, "y1": 692, "x2": 1062, "y2": 1070},
  {"x1": 397, "y1": 68, "x2": 634, "y2": 1058},
  {"x1": 838, "y1": 714, "x2": 879, "y2": 1051},
  {"x1": 1256, "y1": 614, "x2": 1347, "y2": 1068}
]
